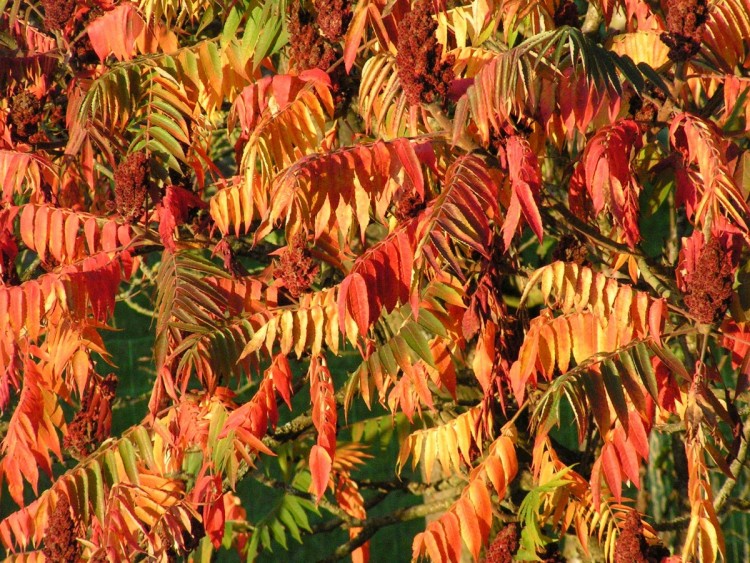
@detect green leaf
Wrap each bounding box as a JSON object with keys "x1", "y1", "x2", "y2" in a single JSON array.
[
  {"x1": 401, "y1": 322, "x2": 435, "y2": 367},
  {"x1": 118, "y1": 438, "x2": 140, "y2": 484},
  {"x1": 416, "y1": 309, "x2": 448, "y2": 338},
  {"x1": 101, "y1": 449, "x2": 120, "y2": 488},
  {"x1": 582, "y1": 371, "x2": 611, "y2": 433},
  {"x1": 74, "y1": 469, "x2": 90, "y2": 523},
  {"x1": 86, "y1": 461, "x2": 105, "y2": 523},
  {"x1": 269, "y1": 517, "x2": 288, "y2": 550},
  {"x1": 278, "y1": 504, "x2": 302, "y2": 543},
  {"x1": 132, "y1": 426, "x2": 156, "y2": 469},
  {"x1": 601, "y1": 360, "x2": 629, "y2": 433},
  {"x1": 634, "y1": 343, "x2": 658, "y2": 400}
]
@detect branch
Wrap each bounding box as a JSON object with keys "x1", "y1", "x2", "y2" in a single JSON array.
[
  {"x1": 548, "y1": 201, "x2": 675, "y2": 298},
  {"x1": 654, "y1": 416, "x2": 750, "y2": 531},
  {"x1": 318, "y1": 497, "x2": 455, "y2": 562}
]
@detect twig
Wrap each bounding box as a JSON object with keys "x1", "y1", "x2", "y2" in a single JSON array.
[{"x1": 317, "y1": 498, "x2": 456, "y2": 562}]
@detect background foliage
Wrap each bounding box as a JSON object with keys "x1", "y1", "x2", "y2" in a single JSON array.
[{"x1": 1, "y1": 0, "x2": 750, "y2": 561}]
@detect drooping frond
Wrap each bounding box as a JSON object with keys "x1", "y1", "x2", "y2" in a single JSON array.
[
  {"x1": 453, "y1": 26, "x2": 647, "y2": 144},
  {"x1": 232, "y1": 70, "x2": 334, "y2": 196},
  {"x1": 309, "y1": 355, "x2": 337, "y2": 501},
  {"x1": 151, "y1": 250, "x2": 233, "y2": 410},
  {"x1": 338, "y1": 222, "x2": 416, "y2": 338},
  {"x1": 0, "y1": 151, "x2": 55, "y2": 202},
  {"x1": 511, "y1": 261, "x2": 666, "y2": 402},
  {"x1": 239, "y1": 286, "x2": 340, "y2": 363},
  {"x1": 521, "y1": 440, "x2": 655, "y2": 561},
  {"x1": 343, "y1": 296, "x2": 454, "y2": 411},
  {"x1": 569, "y1": 119, "x2": 644, "y2": 248},
  {"x1": 397, "y1": 406, "x2": 484, "y2": 479},
  {"x1": 532, "y1": 341, "x2": 658, "y2": 440},
  {"x1": 669, "y1": 113, "x2": 750, "y2": 235},
  {"x1": 0, "y1": 362, "x2": 65, "y2": 507},
  {"x1": 358, "y1": 52, "x2": 436, "y2": 139},
  {"x1": 418, "y1": 154, "x2": 499, "y2": 258},
  {"x1": 701, "y1": 0, "x2": 750, "y2": 72},
  {"x1": 0, "y1": 384, "x2": 284, "y2": 554},
  {"x1": 18, "y1": 204, "x2": 138, "y2": 267},
  {"x1": 412, "y1": 433, "x2": 518, "y2": 562},
  {"x1": 258, "y1": 138, "x2": 428, "y2": 241}
]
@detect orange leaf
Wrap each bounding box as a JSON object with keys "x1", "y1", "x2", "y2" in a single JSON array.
[{"x1": 86, "y1": 2, "x2": 145, "y2": 62}]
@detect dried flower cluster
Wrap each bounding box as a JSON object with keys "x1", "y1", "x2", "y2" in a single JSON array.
[
  {"x1": 288, "y1": 0, "x2": 355, "y2": 110},
  {"x1": 483, "y1": 524, "x2": 518, "y2": 563},
  {"x1": 42, "y1": 0, "x2": 76, "y2": 31},
  {"x1": 316, "y1": 0, "x2": 352, "y2": 42},
  {"x1": 552, "y1": 234, "x2": 588, "y2": 265},
  {"x1": 0, "y1": 216, "x2": 19, "y2": 285},
  {"x1": 628, "y1": 87, "x2": 667, "y2": 125},
  {"x1": 661, "y1": 0, "x2": 708, "y2": 61},
  {"x1": 679, "y1": 234, "x2": 737, "y2": 324},
  {"x1": 274, "y1": 233, "x2": 319, "y2": 298},
  {"x1": 396, "y1": 0, "x2": 455, "y2": 106},
  {"x1": 289, "y1": 1, "x2": 337, "y2": 72},
  {"x1": 9, "y1": 91, "x2": 42, "y2": 142},
  {"x1": 114, "y1": 152, "x2": 150, "y2": 222},
  {"x1": 614, "y1": 511, "x2": 649, "y2": 563},
  {"x1": 553, "y1": 0, "x2": 579, "y2": 27},
  {"x1": 42, "y1": 493, "x2": 81, "y2": 562},
  {"x1": 392, "y1": 184, "x2": 426, "y2": 222},
  {"x1": 64, "y1": 374, "x2": 118, "y2": 459},
  {"x1": 180, "y1": 516, "x2": 206, "y2": 554},
  {"x1": 214, "y1": 239, "x2": 249, "y2": 278}
]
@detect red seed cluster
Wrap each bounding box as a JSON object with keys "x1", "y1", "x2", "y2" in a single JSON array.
[
  {"x1": 42, "y1": 493, "x2": 81, "y2": 563},
  {"x1": 681, "y1": 236, "x2": 736, "y2": 324},
  {"x1": 396, "y1": 0, "x2": 455, "y2": 106},
  {"x1": 114, "y1": 152, "x2": 149, "y2": 223},
  {"x1": 614, "y1": 511, "x2": 649, "y2": 563},
  {"x1": 483, "y1": 524, "x2": 518, "y2": 563},
  {"x1": 10, "y1": 91, "x2": 41, "y2": 141},
  {"x1": 660, "y1": 0, "x2": 708, "y2": 61},
  {"x1": 64, "y1": 374, "x2": 118, "y2": 459},
  {"x1": 42, "y1": 0, "x2": 76, "y2": 32},
  {"x1": 316, "y1": 0, "x2": 352, "y2": 41},
  {"x1": 274, "y1": 233, "x2": 319, "y2": 298}
]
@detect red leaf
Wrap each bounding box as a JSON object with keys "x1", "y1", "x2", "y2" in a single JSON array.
[
  {"x1": 269, "y1": 354, "x2": 293, "y2": 409},
  {"x1": 338, "y1": 272, "x2": 370, "y2": 337},
  {"x1": 343, "y1": 1, "x2": 369, "y2": 72},
  {"x1": 505, "y1": 136, "x2": 543, "y2": 243},
  {"x1": 430, "y1": 339, "x2": 456, "y2": 398},
  {"x1": 600, "y1": 442, "x2": 623, "y2": 502},
  {"x1": 612, "y1": 425, "x2": 640, "y2": 487},
  {"x1": 575, "y1": 119, "x2": 643, "y2": 248},
  {"x1": 86, "y1": 2, "x2": 145, "y2": 62},
  {"x1": 309, "y1": 444, "x2": 333, "y2": 502},
  {"x1": 501, "y1": 191, "x2": 522, "y2": 250},
  {"x1": 157, "y1": 185, "x2": 206, "y2": 252},
  {"x1": 204, "y1": 492, "x2": 226, "y2": 548}
]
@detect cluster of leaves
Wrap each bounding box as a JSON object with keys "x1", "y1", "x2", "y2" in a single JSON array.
[{"x1": 1, "y1": 0, "x2": 750, "y2": 561}]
